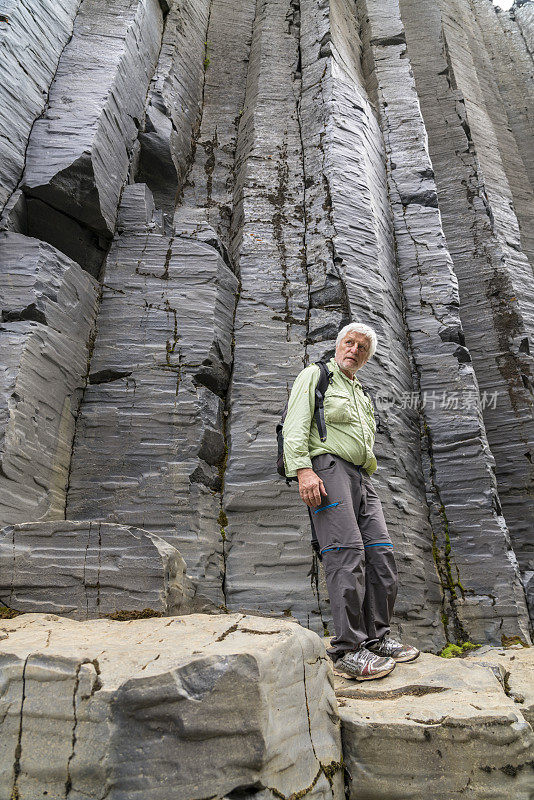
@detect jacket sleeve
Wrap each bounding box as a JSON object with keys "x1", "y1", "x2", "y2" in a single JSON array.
[{"x1": 282, "y1": 365, "x2": 319, "y2": 477}]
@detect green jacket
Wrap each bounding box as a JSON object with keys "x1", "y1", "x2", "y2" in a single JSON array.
[{"x1": 282, "y1": 357, "x2": 377, "y2": 477}]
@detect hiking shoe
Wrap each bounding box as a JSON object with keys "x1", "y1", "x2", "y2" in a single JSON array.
[
  {"x1": 333, "y1": 646, "x2": 396, "y2": 680},
  {"x1": 367, "y1": 635, "x2": 420, "y2": 663}
]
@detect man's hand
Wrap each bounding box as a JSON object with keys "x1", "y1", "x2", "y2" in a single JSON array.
[{"x1": 297, "y1": 468, "x2": 328, "y2": 508}]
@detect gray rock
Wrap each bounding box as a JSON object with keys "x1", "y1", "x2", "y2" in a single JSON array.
[
  {"x1": 399, "y1": 0, "x2": 534, "y2": 626},
  {"x1": 0, "y1": 520, "x2": 195, "y2": 618},
  {"x1": 0, "y1": 321, "x2": 95, "y2": 527},
  {"x1": 467, "y1": 645, "x2": 534, "y2": 726},
  {"x1": 515, "y1": 1, "x2": 534, "y2": 54},
  {"x1": 359, "y1": 0, "x2": 531, "y2": 643},
  {"x1": 5, "y1": 0, "x2": 532, "y2": 658},
  {"x1": 0, "y1": 189, "x2": 27, "y2": 233},
  {"x1": 0, "y1": 612, "x2": 344, "y2": 800},
  {"x1": 337, "y1": 651, "x2": 534, "y2": 800},
  {"x1": 0, "y1": 235, "x2": 99, "y2": 526},
  {"x1": 172, "y1": 0, "x2": 257, "y2": 246},
  {"x1": 21, "y1": 0, "x2": 163, "y2": 272},
  {"x1": 137, "y1": 0, "x2": 210, "y2": 217},
  {"x1": 222, "y1": 0, "x2": 328, "y2": 634},
  {"x1": 66, "y1": 184, "x2": 238, "y2": 608},
  {"x1": 0, "y1": 232, "x2": 99, "y2": 338},
  {"x1": 0, "y1": 0, "x2": 81, "y2": 212}
]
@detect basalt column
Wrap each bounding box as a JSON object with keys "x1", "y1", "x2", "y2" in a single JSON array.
[
  {"x1": 66, "y1": 0, "x2": 257, "y2": 610},
  {"x1": 223, "y1": 0, "x2": 445, "y2": 649},
  {"x1": 0, "y1": 0, "x2": 82, "y2": 214},
  {"x1": 399, "y1": 0, "x2": 534, "y2": 624},
  {"x1": 19, "y1": 0, "x2": 163, "y2": 276},
  {"x1": 222, "y1": 0, "x2": 323, "y2": 629},
  {"x1": 358, "y1": 0, "x2": 530, "y2": 644}
]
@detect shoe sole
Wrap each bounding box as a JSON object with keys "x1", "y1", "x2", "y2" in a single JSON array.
[{"x1": 333, "y1": 664, "x2": 396, "y2": 681}]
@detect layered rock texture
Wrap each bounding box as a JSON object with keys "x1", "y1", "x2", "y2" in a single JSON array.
[
  {"x1": 0, "y1": 0, "x2": 533, "y2": 665},
  {"x1": 337, "y1": 646, "x2": 534, "y2": 799},
  {"x1": 0, "y1": 612, "x2": 344, "y2": 800},
  {"x1": 0, "y1": 521, "x2": 196, "y2": 618},
  {"x1": 1, "y1": 614, "x2": 533, "y2": 800}
]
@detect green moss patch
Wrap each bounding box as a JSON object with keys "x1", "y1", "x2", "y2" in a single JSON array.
[{"x1": 438, "y1": 641, "x2": 481, "y2": 659}]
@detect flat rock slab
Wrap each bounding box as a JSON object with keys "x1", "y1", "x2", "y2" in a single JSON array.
[
  {"x1": 0, "y1": 521, "x2": 195, "y2": 618},
  {"x1": 336, "y1": 651, "x2": 534, "y2": 800},
  {"x1": 467, "y1": 645, "x2": 534, "y2": 727},
  {"x1": 0, "y1": 612, "x2": 343, "y2": 800}
]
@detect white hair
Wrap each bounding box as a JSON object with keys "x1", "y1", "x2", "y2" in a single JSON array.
[{"x1": 335, "y1": 322, "x2": 378, "y2": 359}]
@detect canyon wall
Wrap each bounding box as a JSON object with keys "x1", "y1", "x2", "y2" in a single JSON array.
[{"x1": 0, "y1": 0, "x2": 533, "y2": 648}]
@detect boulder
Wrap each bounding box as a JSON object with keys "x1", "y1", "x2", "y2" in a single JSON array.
[
  {"x1": 0, "y1": 612, "x2": 344, "y2": 800},
  {"x1": 337, "y1": 651, "x2": 534, "y2": 800},
  {"x1": 0, "y1": 521, "x2": 196, "y2": 618}
]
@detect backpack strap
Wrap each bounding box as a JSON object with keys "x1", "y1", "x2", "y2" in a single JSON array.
[{"x1": 313, "y1": 360, "x2": 333, "y2": 442}]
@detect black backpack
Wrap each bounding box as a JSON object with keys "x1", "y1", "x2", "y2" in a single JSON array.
[{"x1": 276, "y1": 361, "x2": 381, "y2": 484}]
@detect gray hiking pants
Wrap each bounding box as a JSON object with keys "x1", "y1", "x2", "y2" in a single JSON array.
[{"x1": 308, "y1": 453, "x2": 398, "y2": 660}]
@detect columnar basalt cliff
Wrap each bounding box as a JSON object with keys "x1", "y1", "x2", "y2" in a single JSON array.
[{"x1": 1, "y1": 0, "x2": 533, "y2": 649}]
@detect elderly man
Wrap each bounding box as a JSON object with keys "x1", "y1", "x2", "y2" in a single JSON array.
[{"x1": 282, "y1": 322, "x2": 419, "y2": 680}]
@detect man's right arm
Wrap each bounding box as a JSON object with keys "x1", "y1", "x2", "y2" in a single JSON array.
[{"x1": 282, "y1": 365, "x2": 328, "y2": 508}]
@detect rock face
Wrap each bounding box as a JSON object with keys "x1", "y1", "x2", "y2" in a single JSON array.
[
  {"x1": 64, "y1": 184, "x2": 238, "y2": 609},
  {"x1": 359, "y1": 0, "x2": 531, "y2": 645},
  {"x1": 0, "y1": 521, "x2": 196, "y2": 618},
  {"x1": 0, "y1": 233, "x2": 99, "y2": 526},
  {"x1": 0, "y1": 0, "x2": 533, "y2": 654},
  {"x1": 337, "y1": 649, "x2": 534, "y2": 800},
  {"x1": 0, "y1": 612, "x2": 344, "y2": 800},
  {"x1": 398, "y1": 0, "x2": 534, "y2": 629},
  {"x1": 0, "y1": 0, "x2": 82, "y2": 211},
  {"x1": 20, "y1": 0, "x2": 164, "y2": 275}
]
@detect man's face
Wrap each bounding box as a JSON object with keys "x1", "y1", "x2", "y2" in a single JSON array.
[{"x1": 335, "y1": 331, "x2": 371, "y2": 375}]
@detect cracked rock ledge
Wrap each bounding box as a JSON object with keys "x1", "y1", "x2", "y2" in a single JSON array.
[{"x1": 0, "y1": 611, "x2": 533, "y2": 800}]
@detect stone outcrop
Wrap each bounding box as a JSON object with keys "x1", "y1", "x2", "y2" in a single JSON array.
[
  {"x1": 337, "y1": 648, "x2": 534, "y2": 800},
  {"x1": 0, "y1": 612, "x2": 344, "y2": 800},
  {"x1": 0, "y1": 521, "x2": 195, "y2": 618},
  {"x1": 0, "y1": 0, "x2": 533, "y2": 660}
]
